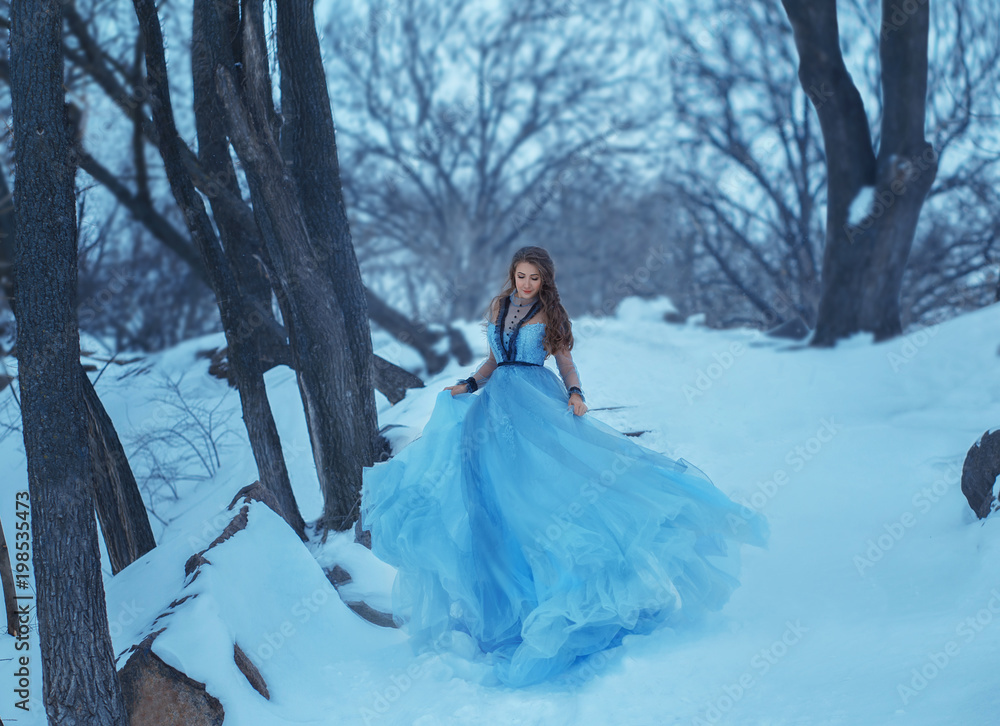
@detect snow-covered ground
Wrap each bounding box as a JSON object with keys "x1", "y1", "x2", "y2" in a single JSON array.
[{"x1": 3, "y1": 296, "x2": 1000, "y2": 725}]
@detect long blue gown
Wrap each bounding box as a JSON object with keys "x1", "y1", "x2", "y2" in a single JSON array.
[{"x1": 360, "y1": 308, "x2": 769, "y2": 687}]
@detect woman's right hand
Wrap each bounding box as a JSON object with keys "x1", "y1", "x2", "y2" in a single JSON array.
[{"x1": 443, "y1": 383, "x2": 469, "y2": 396}]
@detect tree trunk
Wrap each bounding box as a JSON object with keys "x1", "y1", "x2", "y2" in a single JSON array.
[
  {"x1": 5, "y1": 160, "x2": 158, "y2": 576},
  {"x1": 10, "y1": 0, "x2": 130, "y2": 721},
  {"x1": 215, "y1": 4, "x2": 393, "y2": 531},
  {"x1": 191, "y1": 0, "x2": 278, "y2": 339},
  {"x1": 216, "y1": 41, "x2": 370, "y2": 529},
  {"x1": 273, "y1": 0, "x2": 385, "y2": 468},
  {"x1": 0, "y1": 515, "x2": 18, "y2": 636},
  {"x1": 83, "y1": 367, "x2": 157, "y2": 574},
  {"x1": 0, "y1": 162, "x2": 13, "y2": 315},
  {"x1": 191, "y1": 0, "x2": 309, "y2": 540},
  {"x1": 132, "y1": 0, "x2": 307, "y2": 539},
  {"x1": 781, "y1": 0, "x2": 937, "y2": 346}
]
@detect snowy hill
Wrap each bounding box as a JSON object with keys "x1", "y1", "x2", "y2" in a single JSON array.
[{"x1": 3, "y1": 297, "x2": 1000, "y2": 725}]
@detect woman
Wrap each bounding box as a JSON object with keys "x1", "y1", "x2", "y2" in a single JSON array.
[{"x1": 360, "y1": 246, "x2": 768, "y2": 687}]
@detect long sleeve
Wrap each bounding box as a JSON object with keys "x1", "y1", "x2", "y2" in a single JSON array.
[
  {"x1": 470, "y1": 347, "x2": 498, "y2": 387},
  {"x1": 553, "y1": 348, "x2": 582, "y2": 391}
]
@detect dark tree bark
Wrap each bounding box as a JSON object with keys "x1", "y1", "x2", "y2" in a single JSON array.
[
  {"x1": 191, "y1": 0, "x2": 277, "y2": 339},
  {"x1": 274, "y1": 0, "x2": 383, "y2": 468},
  {"x1": 5, "y1": 159, "x2": 157, "y2": 577},
  {"x1": 83, "y1": 367, "x2": 157, "y2": 574},
  {"x1": 131, "y1": 0, "x2": 307, "y2": 539},
  {"x1": 10, "y1": 0, "x2": 129, "y2": 721},
  {"x1": 0, "y1": 162, "x2": 13, "y2": 315},
  {"x1": 0, "y1": 515, "x2": 18, "y2": 636},
  {"x1": 215, "y1": 13, "x2": 374, "y2": 529},
  {"x1": 781, "y1": 0, "x2": 938, "y2": 345}
]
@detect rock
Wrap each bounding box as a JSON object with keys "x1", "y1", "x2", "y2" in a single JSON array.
[
  {"x1": 324, "y1": 564, "x2": 353, "y2": 589},
  {"x1": 182, "y1": 487, "x2": 272, "y2": 572},
  {"x1": 184, "y1": 553, "x2": 210, "y2": 578},
  {"x1": 961, "y1": 430, "x2": 1000, "y2": 518},
  {"x1": 345, "y1": 600, "x2": 399, "y2": 628},
  {"x1": 765, "y1": 317, "x2": 811, "y2": 340},
  {"x1": 323, "y1": 564, "x2": 396, "y2": 627},
  {"x1": 183, "y1": 504, "x2": 251, "y2": 584},
  {"x1": 233, "y1": 643, "x2": 270, "y2": 700},
  {"x1": 228, "y1": 481, "x2": 284, "y2": 520},
  {"x1": 203, "y1": 505, "x2": 250, "y2": 551},
  {"x1": 355, "y1": 518, "x2": 372, "y2": 549},
  {"x1": 119, "y1": 633, "x2": 225, "y2": 726},
  {"x1": 323, "y1": 563, "x2": 397, "y2": 626}
]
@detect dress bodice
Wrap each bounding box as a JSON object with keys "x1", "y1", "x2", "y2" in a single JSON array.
[
  {"x1": 487, "y1": 321, "x2": 548, "y2": 365},
  {"x1": 470, "y1": 294, "x2": 583, "y2": 390}
]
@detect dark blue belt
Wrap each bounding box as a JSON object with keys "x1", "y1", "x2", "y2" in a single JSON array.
[{"x1": 497, "y1": 361, "x2": 541, "y2": 367}]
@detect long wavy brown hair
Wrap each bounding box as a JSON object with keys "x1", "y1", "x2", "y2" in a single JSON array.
[{"x1": 484, "y1": 246, "x2": 574, "y2": 354}]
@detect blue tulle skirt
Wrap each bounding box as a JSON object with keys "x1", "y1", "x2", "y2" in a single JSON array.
[{"x1": 360, "y1": 364, "x2": 768, "y2": 687}]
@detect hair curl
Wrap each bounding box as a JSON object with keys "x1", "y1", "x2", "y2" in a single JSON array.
[{"x1": 484, "y1": 246, "x2": 574, "y2": 355}]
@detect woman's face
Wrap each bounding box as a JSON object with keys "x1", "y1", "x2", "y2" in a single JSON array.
[{"x1": 514, "y1": 261, "x2": 541, "y2": 298}]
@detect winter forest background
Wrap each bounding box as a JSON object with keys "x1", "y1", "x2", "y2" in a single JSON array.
[
  {"x1": 1, "y1": 0, "x2": 1000, "y2": 724},
  {"x1": 3, "y1": 0, "x2": 998, "y2": 352}
]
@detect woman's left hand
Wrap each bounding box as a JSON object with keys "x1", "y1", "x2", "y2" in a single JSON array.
[{"x1": 568, "y1": 393, "x2": 588, "y2": 416}]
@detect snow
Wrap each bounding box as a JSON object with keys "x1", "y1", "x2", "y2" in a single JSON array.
[
  {"x1": 3, "y1": 297, "x2": 1000, "y2": 725},
  {"x1": 848, "y1": 185, "x2": 876, "y2": 227}
]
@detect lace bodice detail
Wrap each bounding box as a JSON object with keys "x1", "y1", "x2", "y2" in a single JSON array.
[
  {"x1": 465, "y1": 293, "x2": 582, "y2": 392},
  {"x1": 488, "y1": 321, "x2": 547, "y2": 364}
]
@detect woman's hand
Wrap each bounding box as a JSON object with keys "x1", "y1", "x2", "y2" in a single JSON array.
[
  {"x1": 568, "y1": 392, "x2": 588, "y2": 416},
  {"x1": 443, "y1": 383, "x2": 469, "y2": 396}
]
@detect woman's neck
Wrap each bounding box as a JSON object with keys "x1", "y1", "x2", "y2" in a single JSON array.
[{"x1": 510, "y1": 291, "x2": 537, "y2": 305}]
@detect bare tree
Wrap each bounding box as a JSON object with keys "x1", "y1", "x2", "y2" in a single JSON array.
[
  {"x1": 327, "y1": 0, "x2": 661, "y2": 320},
  {"x1": 10, "y1": 0, "x2": 129, "y2": 720},
  {"x1": 131, "y1": 0, "x2": 311, "y2": 538},
  {"x1": 193, "y1": 0, "x2": 380, "y2": 530},
  {"x1": 659, "y1": 0, "x2": 999, "y2": 334},
  {"x1": 661, "y1": 0, "x2": 826, "y2": 330},
  {"x1": 1, "y1": 142, "x2": 156, "y2": 578},
  {"x1": 780, "y1": 0, "x2": 937, "y2": 345},
  {"x1": 898, "y1": 0, "x2": 1000, "y2": 325}
]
